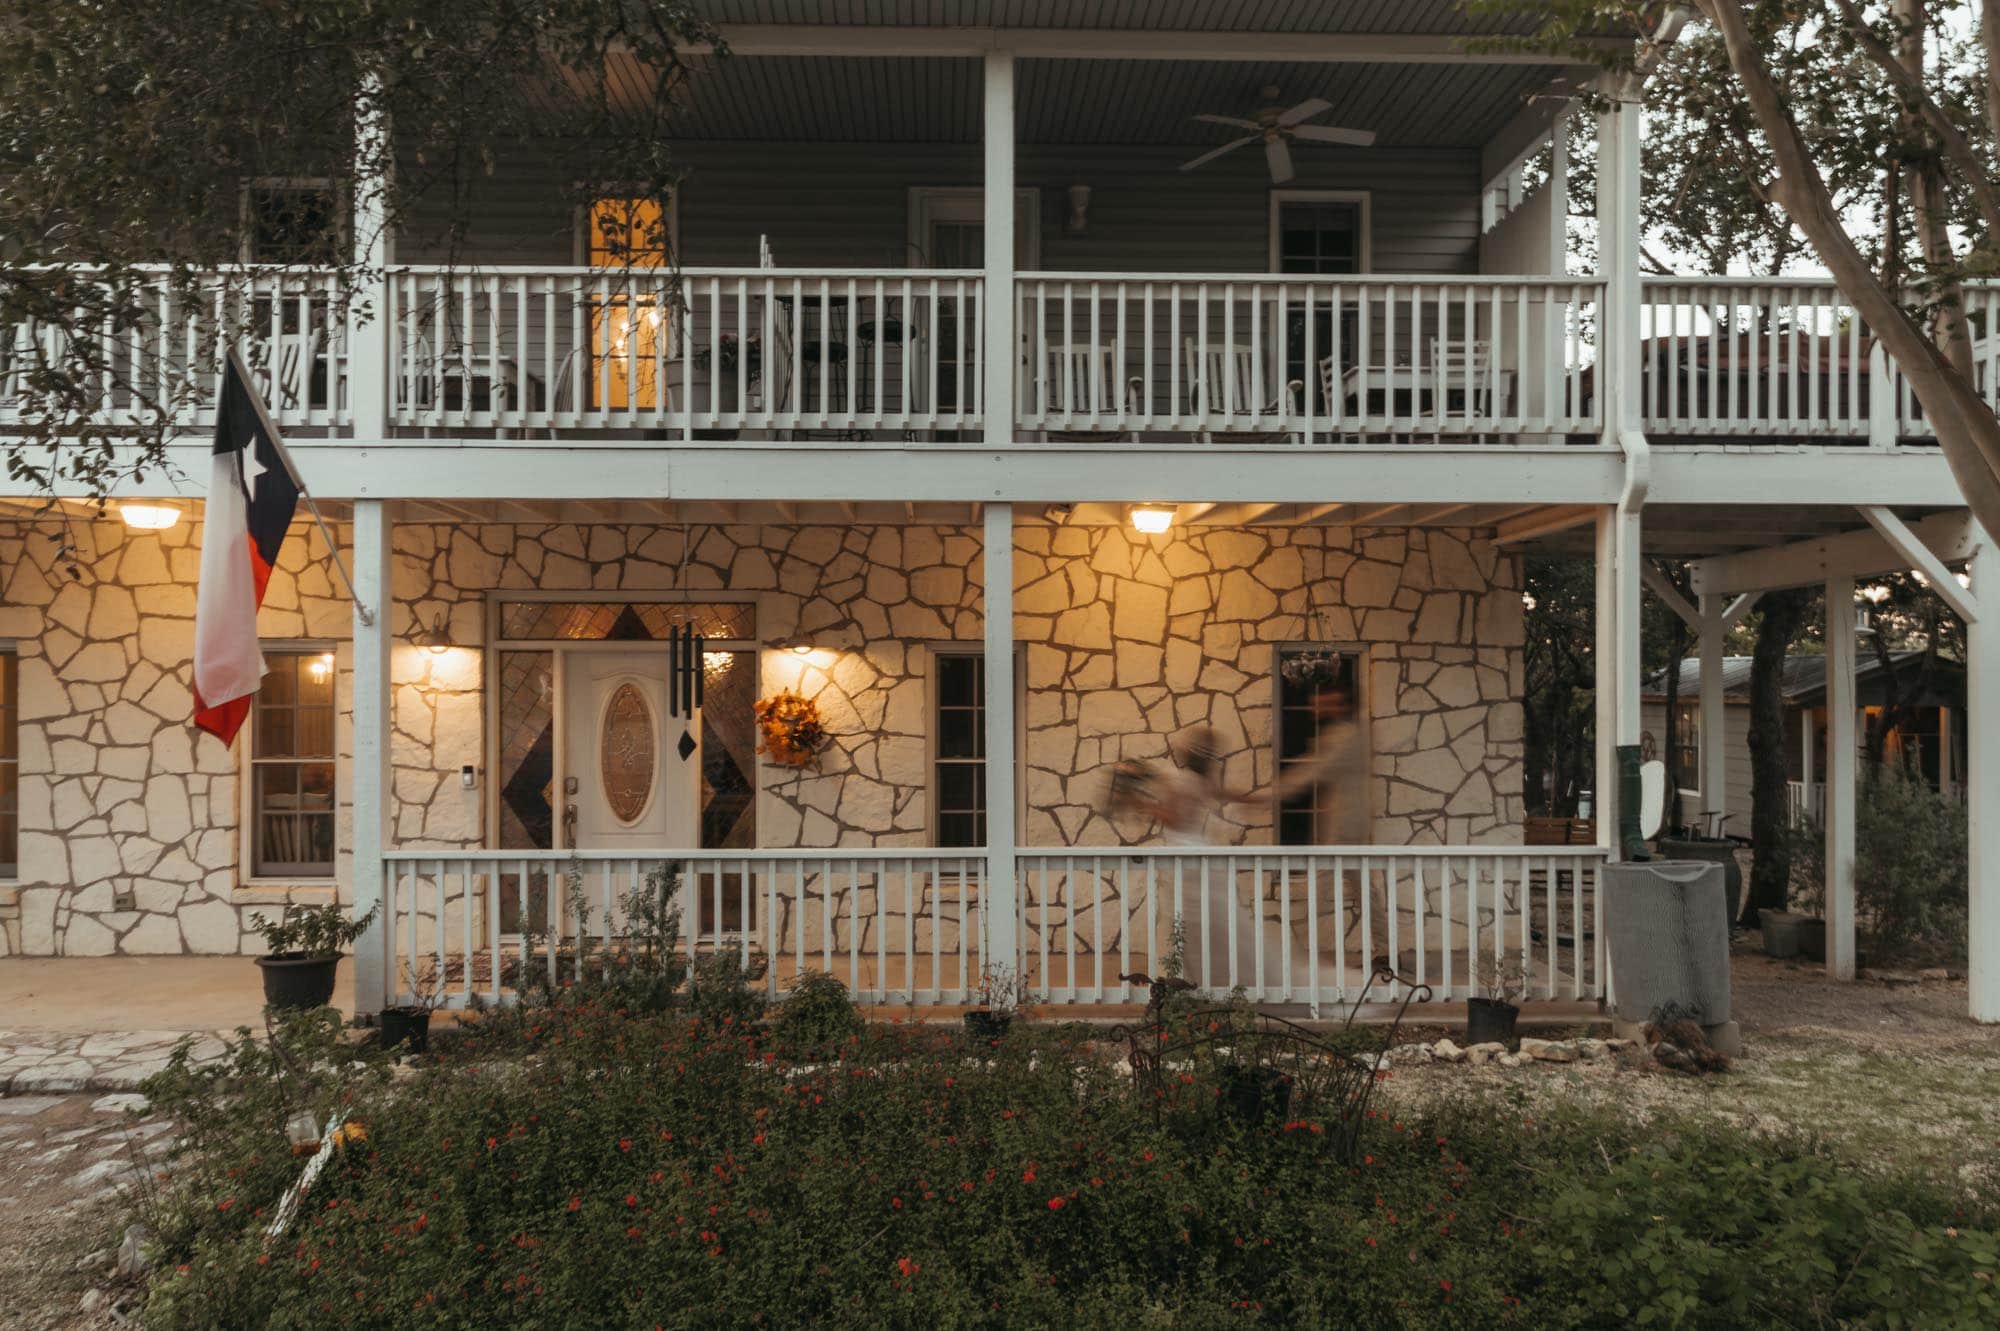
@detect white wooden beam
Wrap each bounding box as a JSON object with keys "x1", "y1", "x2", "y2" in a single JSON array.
[
  {"x1": 1968, "y1": 524, "x2": 2000, "y2": 1020},
  {"x1": 1719, "y1": 591, "x2": 1760, "y2": 630},
  {"x1": 983, "y1": 49, "x2": 1015, "y2": 461},
  {"x1": 1824, "y1": 575, "x2": 1858, "y2": 981},
  {"x1": 1859, "y1": 505, "x2": 1981, "y2": 623},
  {"x1": 1639, "y1": 560, "x2": 1699, "y2": 629},
  {"x1": 1480, "y1": 76, "x2": 1587, "y2": 186},
  {"x1": 349, "y1": 500, "x2": 392, "y2": 1017},
  {"x1": 982, "y1": 501, "x2": 1019, "y2": 978},
  {"x1": 1494, "y1": 504, "x2": 1597, "y2": 545},
  {"x1": 1690, "y1": 511, "x2": 1978, "y2": 596},
  {"x1": 689, "y1": 26, "x2": 1617, "y2": 64}
]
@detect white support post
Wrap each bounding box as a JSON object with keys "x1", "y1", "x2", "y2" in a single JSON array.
[
  {"x1": 1824, "y1": 575, "x2": 1858, "y2": 980},
  {"x1": 1966, "y1": 529, "x2": 1998, "y2": 1020},
  {"x1": 982, "y1": 501, "x2": 1019, "y2": 978},
  {"x1": 1593, "y1": 503, "x2": 1643, "y2": 852},
  {"x1": 350, "y1": 500, "x2": 393, "y2": 1016},
  {"x1": 1595, "y1": 83, "x2": 1643, "y2": 444},
  {"x1": 349, "y1": 72, "x2": 391, "y2": 442},
  {"x1": 1698, "y1": 593, "x2": 1729, "y2": 837},
  {"x1": 982, "y1": 49, "x2": 1016, "y2": 448}
]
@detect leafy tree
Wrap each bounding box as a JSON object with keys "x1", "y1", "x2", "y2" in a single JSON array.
[
  {"x1": 1, "y1": 0, "x2": 719, "y2": 494},
  {"x1": 1486, "y1": 0, "x2": 2000, "y2": 539},
  {"x1": 1744, "y1": 587, "x2": 1817, "y2": 924}
]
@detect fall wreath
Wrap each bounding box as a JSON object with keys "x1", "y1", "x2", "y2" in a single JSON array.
[{"x1": 754, "y1": 691, "x2": 828, "y2": 767}]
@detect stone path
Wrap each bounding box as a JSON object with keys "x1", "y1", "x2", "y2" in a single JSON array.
[{"x1": 0, "y1": 1030, "x2": 231, "y2": 1094}]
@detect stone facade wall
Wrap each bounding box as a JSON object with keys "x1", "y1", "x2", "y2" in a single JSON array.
[{"x1": 1, "y1": 516, "x2": 1522, "y2": 956}]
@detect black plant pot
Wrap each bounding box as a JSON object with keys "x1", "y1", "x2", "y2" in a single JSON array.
[
  {"x1": 963, "y1": 1010, "x2": 1012, "y2": 1043},
  {"x1": 1758, "y1": 909, "x2": 1805, "y2": 959},
  {"x1": 379, "y1": 1007, "x2": 431, "y2": 1054},
  {"x1": 1218, "y1": 1062, "x2": 1293, "y2": 1129},
  {"x1": 1796, "y1": 917, "x2": 1828, "y2": 963},
  {"x1": 1465, "y1": 997, "x2": 1520, "y2": 1048},
  {"x1": 257, "y1": 953, "x2": 342, "y2": 1010}
]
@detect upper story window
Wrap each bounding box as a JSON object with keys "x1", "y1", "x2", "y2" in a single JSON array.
[
  {"x1": 251, "y1": 649, "x2": 337, "y2": 879},
  {"x1": 0, "y1": 647, "x2": 16, "y2": 879},
  {"x1": 1270, "y1": 193, "x2": 1367, "y2": 274},
  {"x1": 241, "y1": 179, "x2": 344, "y2": 264}
]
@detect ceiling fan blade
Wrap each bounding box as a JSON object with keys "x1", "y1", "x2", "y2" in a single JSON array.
[
  {"x1": 1291, "y1": 124, "x2": 1379, "y2": 147},
  {"x1": 1193, "y1": 113, "x2": 1261, "y2": 131},
  {"x1": 1277, "y1": 97, "x2": 1332, "y2": 127},
  {"x1": 1265, "y1": 137, "x2": 1295, "y2": 184},
  {"x1": 1180, "y1": 136, "x2": 1257, "y2": 171}
]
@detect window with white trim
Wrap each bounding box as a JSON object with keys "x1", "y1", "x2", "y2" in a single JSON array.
[
  {"x1": 250, "y1": 649, "x2": 337, "y2": 878},
  {"x1": 930, "y1": 648, "x2": 987, "y2": 848}
]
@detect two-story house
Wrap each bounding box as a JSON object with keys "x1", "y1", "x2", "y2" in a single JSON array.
[{"x1": 2, "y1": 3, "x2": 1992, "y2": 1023}]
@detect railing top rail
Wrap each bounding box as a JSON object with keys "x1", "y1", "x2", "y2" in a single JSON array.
[
  {"x1": 382, "y1": 847, "x2": 988, "y2": 863},
  {"x1": 385, "y1": 264, "x2": 986, "y2": 280},
  {"x1": 1643, "y1": 272, "x2": 2000, "y2": 291},
  {"x1": 1017, "y1": 271, "x2": 1607, "y2": 287},
  {"x1": 383, "y1": 843, "x2": 1607, "y2": 863}
]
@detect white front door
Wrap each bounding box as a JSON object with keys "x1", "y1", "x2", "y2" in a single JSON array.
[{"x1": 562, "y1": 649, "x2": 699, "y2": 851}]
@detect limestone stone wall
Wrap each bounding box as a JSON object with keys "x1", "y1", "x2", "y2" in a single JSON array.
[{"x1": 1, "y1": 515, "x2": 1522, "y2": 956}]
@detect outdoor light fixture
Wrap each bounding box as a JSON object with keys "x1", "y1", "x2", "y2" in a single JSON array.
[
  {"x1": 1129, "y1": 504, "x2": 1175, "y2": 534},
  {"x1": 1066, "y1": 184, "x2": 1092, "y2": 235},
  {"x1": 119, "y1": 503, "x2": 180, "y2": 530},
  {"x1": 415, "y1": 612, "x2": 451, "y2": 654},
  {"x1": 308, "y1": 652, "x2": 334, "y2": 684}
]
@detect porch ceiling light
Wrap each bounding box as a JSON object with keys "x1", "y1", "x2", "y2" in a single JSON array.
[
  {"x1": 119, "y1": 502, "x2": 180, "y2": 530},
  {"x1": 1129, "y1": 504, "x2": 1175, "y2": 534}
]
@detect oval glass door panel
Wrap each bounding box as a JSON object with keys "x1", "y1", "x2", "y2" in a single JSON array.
[{"x1": 599, "y1": 683, "x2": 656, "y2": 825}]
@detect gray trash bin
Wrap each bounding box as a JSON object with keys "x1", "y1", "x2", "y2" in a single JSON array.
[{"x1": 1603, "y1": 859, "x2": 1731, "y2": 1028}]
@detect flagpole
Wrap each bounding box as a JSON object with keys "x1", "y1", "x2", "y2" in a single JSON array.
[{"x1": 225, "y1": 347, "x2": 377, "y2": 627}]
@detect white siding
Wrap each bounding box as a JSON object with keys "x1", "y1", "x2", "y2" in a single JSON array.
[{"x1": 1640, "y1": 699, "x2": 1753, "y2": 839}]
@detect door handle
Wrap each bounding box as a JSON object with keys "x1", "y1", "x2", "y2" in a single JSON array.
[{"x1": 562, "y1": 802, "x2": 578, "y2": 847}]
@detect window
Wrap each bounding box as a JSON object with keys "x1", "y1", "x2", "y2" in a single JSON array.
[
  {"x1": 1268, "y1": 192, "x2": 1369, "y2": 275},
  {"x1": 931, "y1": 650, "x2": 986, "y2": 848},
  {"x1": 241, "y1": 180, "x2": 343, "y2": 264},
  {"x1": 250, "y1": 649, "x2": 337, "y2": 878},
  {"x1": 585, "y1": 197, "x2": 673, "y2": 410},
  {"x1": 1274, "y1": 646, "x2": 1369, "y2": 846},
  {"x1": 0, "y1": 648, "x2": 16, "y2": 879},
  {"x1": 1670, "y1": 703, "x2": 1700, "y2": 785}
]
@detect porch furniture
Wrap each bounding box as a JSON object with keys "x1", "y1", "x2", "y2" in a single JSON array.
[
  {"x1": 1182, "y1": 339, "x2": 1303, "y2": 442},
  {"x1": 1319, "y1": 338, "x2": 1511, "y2": 438},
  {"x1": 1037, "y1": 343, "x2": 1141, "y2": 442}
]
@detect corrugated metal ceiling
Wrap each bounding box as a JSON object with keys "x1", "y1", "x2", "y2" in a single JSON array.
[
  {"x1": 628, "y1": 55, "x2": 1562, "y2": 146},
  {"x1": 694, "y1": 1, "x2": 1553, "y2": 35}
]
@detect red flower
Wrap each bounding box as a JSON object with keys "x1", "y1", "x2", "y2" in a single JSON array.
[
  {"x1": 1047, "y1": 1197, "x2": 1066, "y2": 1211},
  {"x1": 891, "y1": 1198, "x2": 903, "y2": 1210},
  {"x1": 568, "y1": 1196, "x2": 581, "y2": 1212},
  {"x1": 897, "y1": 1256, "x2": 920, "y2": 1277},
  {"x1": 625, "y1": 1194, "x2": 639, "y2": 1207},
  {"x1": 619, "y1": 1138, "x2": 633, "y2": 1152}
]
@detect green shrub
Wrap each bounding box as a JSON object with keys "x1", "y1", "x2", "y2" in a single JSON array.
[
  {"x1": 1789, "y1": 763, "x2": 1967, "y2": 959},
  {"x1": 770, "y1": 970, "x2": 863, "y2": 1055},
  {"x1": 136, "y1": 1006, "x2": 1998, "y2": 1329}
]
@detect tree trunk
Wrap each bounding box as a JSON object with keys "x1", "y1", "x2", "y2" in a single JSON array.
[
  {"x1": 1661, "y1": 617, "x2": 1689, "y2": 832},
  {"x1": 1744, "y1": 589, "x2": 1813, "y2": 926}
]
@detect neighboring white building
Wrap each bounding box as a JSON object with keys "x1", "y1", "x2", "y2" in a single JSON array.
[{"x1": 1, "y1": 3, "x2": 1993, "y2": 1021}]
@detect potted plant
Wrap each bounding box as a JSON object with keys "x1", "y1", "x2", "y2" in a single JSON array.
[
  {"x1": 380, "y1": 959, "x2": 443, "y2": 1054},
  {"x1": 251, "y1": 902, "x2": 380, "y2": 1010},
  {"x1": 964, "y1": 964, "x2": 1028, "y2": 1043},
  {"x1": 1467, "y1": 954, "x2": 1526, "y2": 1047}
]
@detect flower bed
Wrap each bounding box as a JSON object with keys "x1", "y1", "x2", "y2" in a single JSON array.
[{"x1": 136, "y1": 1000, "x2": 1998, "y2": 1328}]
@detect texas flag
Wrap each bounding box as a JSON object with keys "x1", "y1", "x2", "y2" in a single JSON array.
[{"x1": 192, "y1": 351, "x2": 300, "y2": 744}]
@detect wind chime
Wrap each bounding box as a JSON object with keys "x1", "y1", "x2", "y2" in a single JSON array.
[
  {"x1": 665, "y1": 619, "x2": 704, "y2": 763},
  {"x1": 665, "y1": 526, "x2": 703, "y2": 763}
]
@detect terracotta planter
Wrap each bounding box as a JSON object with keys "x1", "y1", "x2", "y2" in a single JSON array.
[{"x1": 257, "y1": 953, "x2": 342, "y2": 1010}]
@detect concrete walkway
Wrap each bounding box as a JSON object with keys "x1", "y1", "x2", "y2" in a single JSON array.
[{"x1": 0, "y1": 957, "x2": 354, "y2": 1094}]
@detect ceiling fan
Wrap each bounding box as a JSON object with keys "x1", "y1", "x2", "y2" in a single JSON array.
[{"x1": 1178, "y1": 85, "x2": 1377, "y2": 185}]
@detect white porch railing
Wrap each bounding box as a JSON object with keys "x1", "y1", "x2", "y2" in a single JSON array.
[
  {"x1": 1016, "y1": 847, "x2": 1607, "y2": 1009},
  {"x1": 386, "y1": 266, "x2": 985, "y2": 437},
  {"x1": 1014, "y1": 274, "x2": 1603, "y2": 441},
  {"x1": 380, "y1": 845, "x2": 1607, "y2": 1012},
  {"x1": 380, "y1": 848, "x2": 989, "y2": 1010},
  {"x1": 1786, "y1": 780, "x2": 1827, "y2": 826},
  {"x1": 0, "y1": 267, "x2": 350, "y2": 431},
  {"x1": 1639, "y1": 275, "x2": 2000, "y2": 442}
]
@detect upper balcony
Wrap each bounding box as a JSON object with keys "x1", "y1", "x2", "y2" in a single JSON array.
[{"x1": 0, "y1": 14, "x2": 1966, "y2": 459}]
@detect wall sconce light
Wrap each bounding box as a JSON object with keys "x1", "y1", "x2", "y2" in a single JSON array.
[
  {"x1": 307, "y1": 651, "x2": 335, "y2": 684},
  {"x1": 415, "y1": 611, "x2": 451, "y2": 654},
  {"x1": 1129, "y1": 504, "x2": 1175, "y2": 534},
  {"x1": 1066, "y1": 184, "x2": 1091, "y2": 236},
  {"x1": 119, "y1": 502, "x2": 180, "y2": 530}
]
